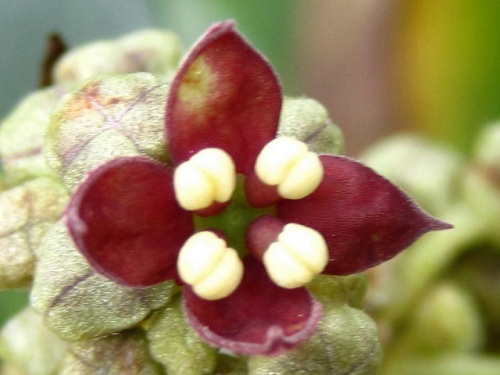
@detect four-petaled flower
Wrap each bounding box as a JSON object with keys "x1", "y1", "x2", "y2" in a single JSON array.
[{"x1": 65, "y1": 21, "x2": 451, "y2": 356}]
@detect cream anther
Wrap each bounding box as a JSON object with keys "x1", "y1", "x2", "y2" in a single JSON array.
[
  {"x1": 263, "y1": 223, "x2": 328, "y2": 289},
  {"x1": 255, "y1": 137, "x2": 323, "y2": 199},
  {"x1": 174, "y1": 148, "x2": 236, "y2": 211},
  {"x1": 177, "y1": 231, "x2": 243, "y2": 300}
]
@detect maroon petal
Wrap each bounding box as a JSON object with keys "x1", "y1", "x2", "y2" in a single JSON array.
[
  {"x1": 65, "y1": 157, "x2": 193, "y2": 286},
  {"x1": 165, "y1": 21, "x2": 282, "y2": 174},
  {"x1": 183, "y1": 257, "x2": 322, "y2": 356},
  {"x1": 277, "y1": 155, "x2": 452, "y2": 275}
]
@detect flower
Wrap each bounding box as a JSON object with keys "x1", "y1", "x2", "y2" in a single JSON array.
[{"x1": 64, "y1": 21, "x2": 451, "y2": 356}]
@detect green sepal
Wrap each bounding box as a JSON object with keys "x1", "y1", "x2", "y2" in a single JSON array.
[
  {"x1": 146, "y1": 294, "x2": 217, "y2": 375},
  {"x1": 58, "y1": 329, "x2": 164, "y2": 375},
  {"x1": 248, "y1": 304, "x2": 381, "y2": 375},
  {"x1": 45, "y1": 73, "x2": 170, "y2": 191},
  {"x1": 30, "y1": 221, "x2": 176, "y2": 341},
  {"x1": 277, "y1": 97, "x2": 344, "y2": 155},
  {"x1": 0, "y1": 177, "x2": 68, "y2": 289}
]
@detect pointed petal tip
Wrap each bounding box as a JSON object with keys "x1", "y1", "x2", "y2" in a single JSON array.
[
  {"x1": 277, "y1": 155, "x2": 456, "y2": 276},
  {"x1": 425, "y1": 216, "x2": 454, "y2": 232},
  {"x1": 207, "y1": 20, "x2": 236, "y2": 34}
]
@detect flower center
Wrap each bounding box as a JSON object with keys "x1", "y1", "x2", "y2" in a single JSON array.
[
  {"x1": 193, "y1": 176, "x2": 275, "y2": 256},
  {"x1": 174, "y1": 138, "x2": 327, "y2": 300}
]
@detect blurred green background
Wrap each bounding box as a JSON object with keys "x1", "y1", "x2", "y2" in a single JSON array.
[{"x1": 2, "y1": 0, "x2": 500, "y2": 367}]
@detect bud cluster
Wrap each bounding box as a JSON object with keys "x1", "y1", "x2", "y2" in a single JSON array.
[{"x1": 0, "y1": 28, "x2": 381, "y2": 375}]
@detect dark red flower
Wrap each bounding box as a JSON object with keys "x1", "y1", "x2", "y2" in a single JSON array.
[{"x1": 65, "y1": 21, "x2": 451, "y2": 356}]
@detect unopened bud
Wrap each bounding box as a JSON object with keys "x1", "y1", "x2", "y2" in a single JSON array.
[{"x1": 278, "y1": 97, "x2": 344, "y2": 155}]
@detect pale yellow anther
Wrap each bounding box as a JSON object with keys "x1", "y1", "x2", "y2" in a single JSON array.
[
  {"x1": 177, "y1": 231, "x2": 243, "y2": 300},
  {"x1": 278, "y1": 152, "x2": 324, "y2": 199},
  {"x1": 255, "y1": 137, "x2": 323, "y2": 200},
  {"x1": 263, "y1": 223, "x2": 328, "y2": 289},
  {"x1": 256, "y1": 137, "x2": 308, "y2": 185},
  {"x1": 174, "y1": 148, "x2": 236, "y2": 211},
  {"x1": 190, "y1": 149, "x2": 236, "y2": 202}
]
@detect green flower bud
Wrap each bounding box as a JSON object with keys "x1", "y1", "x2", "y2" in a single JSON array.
[
  {"x1": 308, "y1": 273, "x2": 367, "y2": 309},
  {"x1": 31, "y1": 221, "x2": 176, "y2": 341},
  {"x1": 462, "y1": 124, "x2": 500, "y2": 243},
  {"x1": 146, "y1": 294, "x2": 217, "y2": 375},
  {"x1": 0, "y1": 87, "x2": 69, "y2": 187},
  {"x1": 0, "y1": 177, "x2": 68, "y2": 289},
  {"x1": 277, "y1": 97, "x2": 344, "y2": 155},
  {"x1": 54, "y1": 29, "x2": 182, "y2": 84},
  {"x1": 45, "y1": 73, "x2": 169, "y2": 190},
  {"x1": 58, "y1": 330, "x2": 163, "y2": 374},
  {"x1": 0, "y1": 306, "x2": 66, "y2": 375},
  {"x1": 409, "y1": 283, "x2": 484, "y2": 354},
  {"x1": 248, "y1": 304, "x2": 381, "y2": 375},
  {"x1": 361, "y1": 134, "x2": 463, "y2": 215},
  {"x1": 474, "y1": 122, "x2": 500, "y2": 167}
]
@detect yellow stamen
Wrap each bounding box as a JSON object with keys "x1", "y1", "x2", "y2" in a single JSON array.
[
  {"x1": 263, "y1": 223, "x2": 328, "y2": 288},
  {"x1": 174, "y1": 148, "x2": 236, "y2": 211},
  {"x1": 255, "y1": 137, "x2": 323, "y2": 199},
  {"x1": 177, "y1": 231, "x2": 243, "y2": 300}
]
